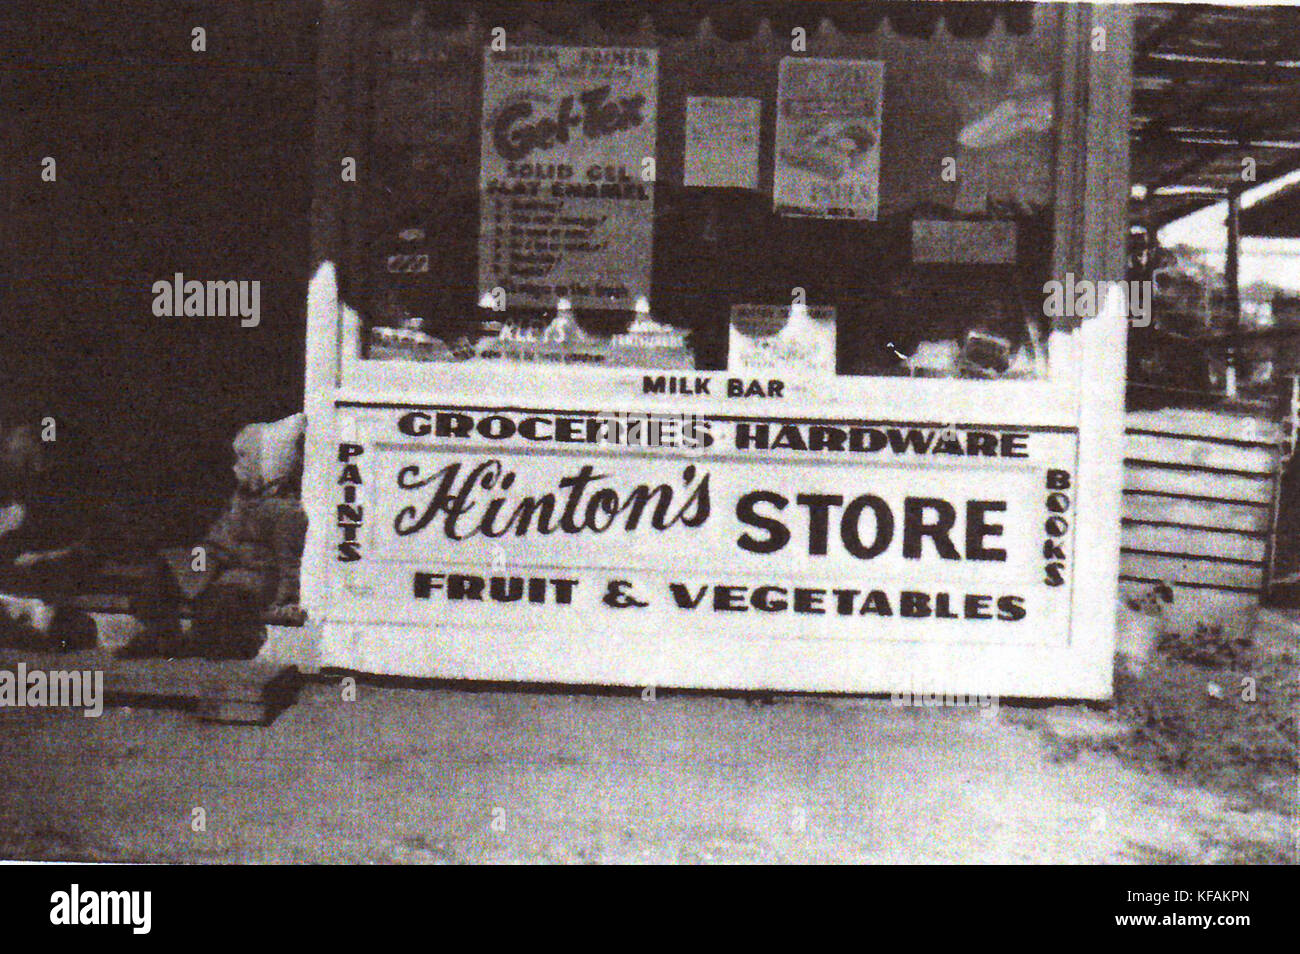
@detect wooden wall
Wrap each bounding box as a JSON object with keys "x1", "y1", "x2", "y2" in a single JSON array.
[{"x1": 1120, "y1": 408, "x2": 1284, "y2": 603}]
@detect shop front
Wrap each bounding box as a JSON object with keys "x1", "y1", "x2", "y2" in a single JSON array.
[{"x1": 299, "y1": 1, "x2": 1132, "y2": 697}]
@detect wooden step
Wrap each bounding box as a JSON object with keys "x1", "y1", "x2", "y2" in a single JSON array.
[
  {"x1": 0, "y1": 647, "x2": 301, "y2": 725},
  {"x1": 66, "y1": 593, "x2": 307, "y2": 627}
]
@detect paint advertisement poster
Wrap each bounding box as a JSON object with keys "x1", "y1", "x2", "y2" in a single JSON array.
[
  {"x1": 774, "y1": 57, "x2": 883, "y2": 220},
  {"x1": 684, "y1": 96, "x2": 761, "y2": 189},
  {"x1": 478, "y1": 46, "x2": 658, "y2": 310}
]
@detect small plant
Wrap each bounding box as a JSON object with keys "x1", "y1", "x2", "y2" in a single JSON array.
[{"x1": 1156, "y1": 622, "x2": 1255, "y2": 669}]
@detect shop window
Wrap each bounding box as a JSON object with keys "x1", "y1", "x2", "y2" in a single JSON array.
[{"x1": 355, "y1": 3, "x2": 1062, "y2": 382}]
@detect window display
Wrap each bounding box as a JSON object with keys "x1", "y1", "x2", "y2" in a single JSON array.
[{"x1": 355, "y1": 5, "x2": 1063, "y2": 385}]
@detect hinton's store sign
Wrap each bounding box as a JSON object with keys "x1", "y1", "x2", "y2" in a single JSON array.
[
  {"x1": 302, "y1": 6, "x2": 1132, "y2": 699},
  {"x1": 325, "y1": 406, "x2": 1077, "y2": 653}
]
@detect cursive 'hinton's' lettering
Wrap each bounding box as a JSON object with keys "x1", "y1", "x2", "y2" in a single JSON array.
[{"x1": 394, "y1": 459, "x2": 710, "y2": 540}]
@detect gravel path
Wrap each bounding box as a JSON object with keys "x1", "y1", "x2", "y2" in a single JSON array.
[{"x1": 0, "y1": 683, "x2": 1292, "y2": 863}]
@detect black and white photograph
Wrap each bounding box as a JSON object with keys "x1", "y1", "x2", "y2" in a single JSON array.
[{"x1": 0, "y1": 0, "x2": 1294, "y2": 912}]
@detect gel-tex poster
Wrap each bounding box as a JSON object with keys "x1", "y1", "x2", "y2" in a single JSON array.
[{"x1": 479, "y1": 46, "x2": 658, "y2": 310}]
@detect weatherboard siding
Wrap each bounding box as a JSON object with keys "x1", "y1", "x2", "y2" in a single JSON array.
[{"x1": 1120, "y1": 409, "x2": 1283, "y2": 596}]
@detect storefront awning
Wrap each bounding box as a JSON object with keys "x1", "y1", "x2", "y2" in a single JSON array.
[
  {"x1": 1130, "y1": 3, "x2": 1300, "y2": 229},
  {"x1": 374, "y1": 1, "x2": 1036, "y2": 39}
]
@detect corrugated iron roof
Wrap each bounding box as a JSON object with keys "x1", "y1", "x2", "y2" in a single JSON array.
[{"x1": 1131, "y1": 3, "x2": 1300, "y2": 229}]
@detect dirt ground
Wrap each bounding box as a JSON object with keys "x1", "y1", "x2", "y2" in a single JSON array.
[{"x1": 0, "y1": 678, "x2": 1294, "y2": 864}]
